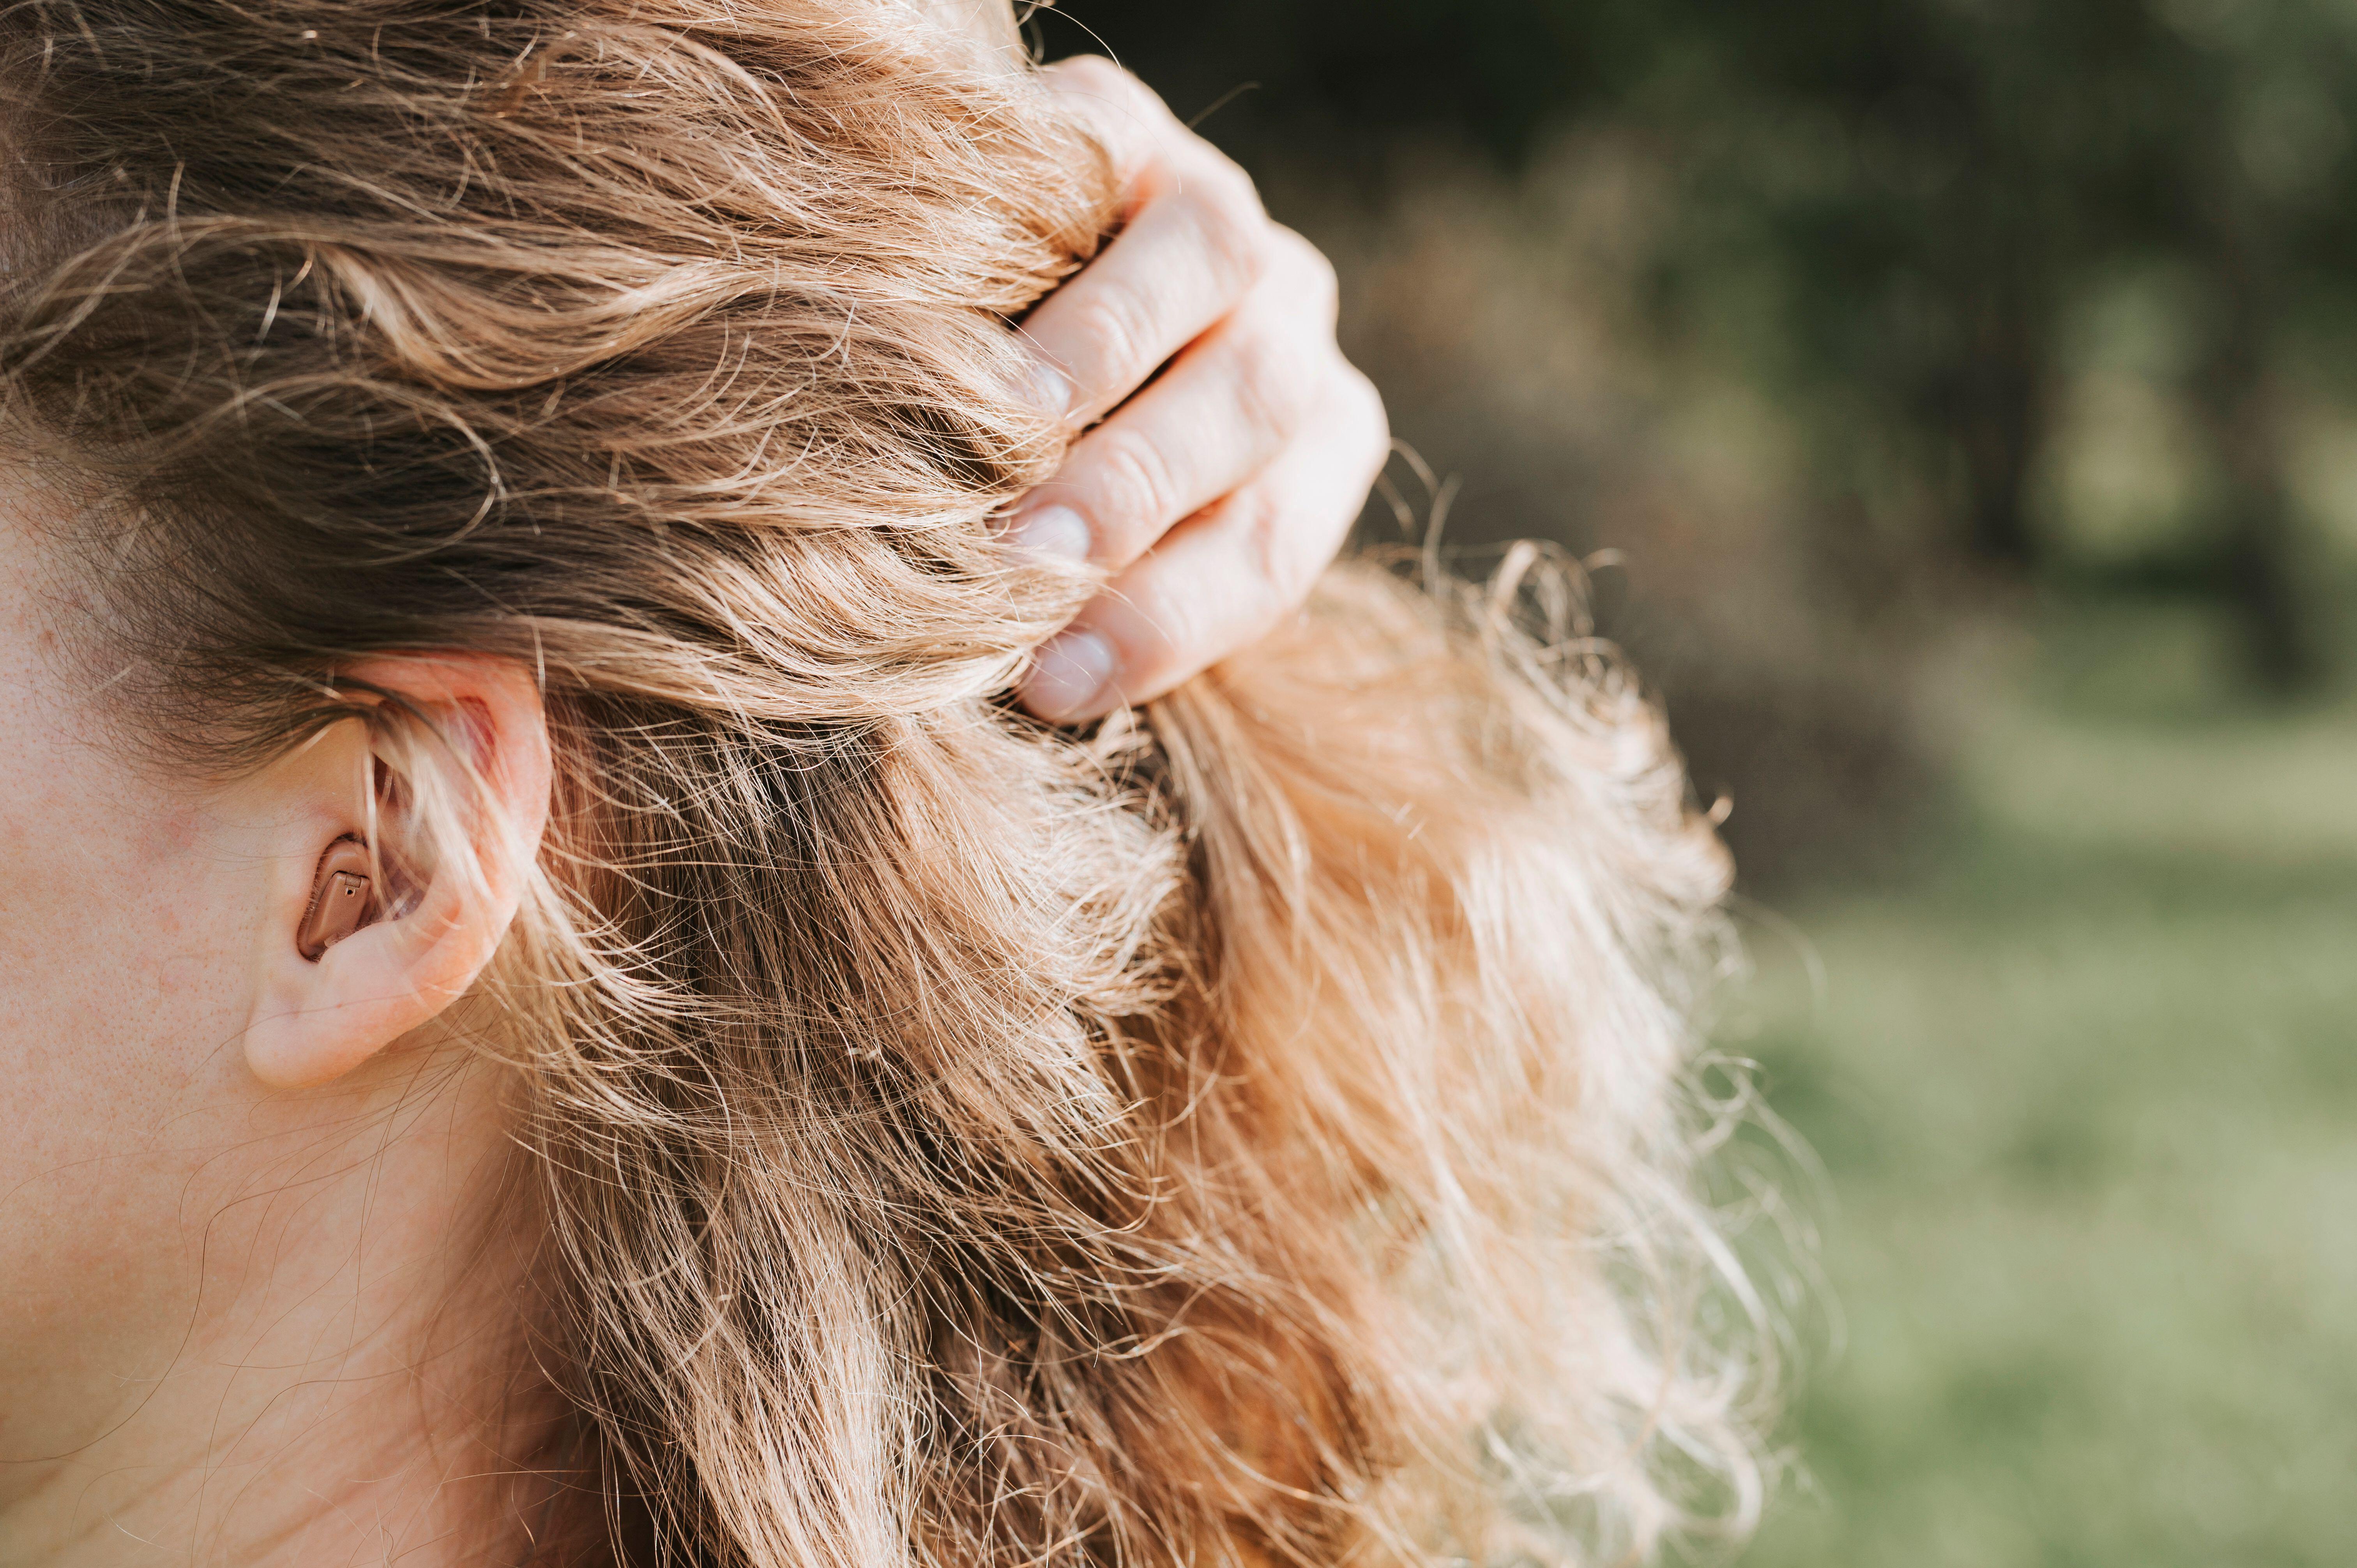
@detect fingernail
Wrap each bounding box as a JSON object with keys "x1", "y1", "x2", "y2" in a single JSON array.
[
  {"x1": 1008, "y1": 504, "x2": 1092, "y2": 564},
  {"x1": 1023, "y1": 629, "x2": 1117, "y2": 719},
  {"x1": 1021, "y1": 357, "x2": 1073, "y2": 421}
]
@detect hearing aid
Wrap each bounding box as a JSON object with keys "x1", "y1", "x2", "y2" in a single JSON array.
[{"x1": 296, "y1": 836, "x2": 380, "y2": 961}]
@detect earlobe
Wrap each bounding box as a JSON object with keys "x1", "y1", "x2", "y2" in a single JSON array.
[{"x1": 240, "y1": 656, "x2": 551, "y2": 1091}]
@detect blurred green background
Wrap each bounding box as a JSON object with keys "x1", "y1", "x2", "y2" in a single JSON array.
[{"x1": 1030, "y1": 2, "x2": 2357, "y2": 1560}]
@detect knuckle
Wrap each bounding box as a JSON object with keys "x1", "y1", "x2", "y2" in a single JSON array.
[
  {"x1": 1044, "y1": 58, "x2": 1173, "y2": 178},
  {"x1": 1064, "y1": 286, "x2": 1152, "y2": 396},
  {"x1": 1182, "y1": 170, "x2": 1271, "y2": 295},
  {"x1": 1228, "y1": 329, "x2": 1316, "y2": 441},
  {"x1": 1270, "y1": 226, "x2": 1341, "y2": 317},
  {"x1": 1343, "y1": 366, "x2": 1392, "y2": 471},
  {"x1": 1051, "y1": 55, "x2": 1148, "y2": 107},
  {"x1": 1087, "y1": 428, "x2": 1183, "y2": 551},
  {"x1": 1115, "y1": 583, "x2": 1196, "y2": 678},
  {"x1": 1232, "y1": 485, "x2": 1296, "y2": 596},
  {"x1": 1149, "y1": 595, "x2": 1202, "y2": 669},
  {"x1": 1200, "y1": 150, "x2": 1264, "y2": 215}
]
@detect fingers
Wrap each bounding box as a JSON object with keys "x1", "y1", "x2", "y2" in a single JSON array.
[
  {"x1": 1006, "y1": 227, "x2": 1339, "y2": 572},
  {"x1": 1021, "y1": 58, "x2": 1271, "y2": 424},
  {"x1": 1038, "y1": 55, "x2": 1175, "y2": 185},
  {"x1": 1011, "y1": 57, "x2": 1390, "y2": 724},
  {"x1": 1018, "y1": 366, "x2": 1390, "y2": 721}
]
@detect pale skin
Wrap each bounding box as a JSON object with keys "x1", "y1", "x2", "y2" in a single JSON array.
[
  {"x1": 932, "y1": 4, "x2": 1390, "y2": 723},
  {"x1": 0, "y1": 468, "x2": 559, "y2": 1563},
  {"x1": 1012, "y1": 58, "x2": 1389, "y2": 721},
  {"x1": 0, "y1": 19, "x2": 1381, "y2": 1565}
]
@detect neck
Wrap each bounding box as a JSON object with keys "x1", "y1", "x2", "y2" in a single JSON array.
[{"x1": 3, "y1": 1052, "x2": 564, "y2": 1568}]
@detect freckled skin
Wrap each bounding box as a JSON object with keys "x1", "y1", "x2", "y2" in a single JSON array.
[
  {"x1": 0, "y1": 470, "x2": 533, "y2": 1563},
  {"x1": 0, "y1": 475, "x2": 263, "y2": 1470}
]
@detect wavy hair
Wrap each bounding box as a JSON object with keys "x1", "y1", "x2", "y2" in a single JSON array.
[{"x1": 0, "y1": 1, "x2": 1765, "y2": 1562}]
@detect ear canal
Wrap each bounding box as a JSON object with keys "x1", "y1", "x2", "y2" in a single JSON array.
[{"x1": 297, "y1": 836, "x2": 381, "y2": 961}]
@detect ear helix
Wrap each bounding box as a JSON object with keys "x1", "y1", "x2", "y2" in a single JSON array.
[{"x1": 297, "y1": 836, "x2": 381, "y2": 961}]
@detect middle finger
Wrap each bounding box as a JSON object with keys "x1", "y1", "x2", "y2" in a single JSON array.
[{"x1": 1008, "y1": 275, "x2": 1333, "y2": 571}]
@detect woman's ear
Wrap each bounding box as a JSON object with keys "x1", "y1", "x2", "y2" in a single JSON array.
[{"x1": 241, "y1": 655, "x2": 551, "y2": 1091}]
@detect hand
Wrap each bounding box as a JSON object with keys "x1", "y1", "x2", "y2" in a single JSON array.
[{"x1": 1008, "y1": 58, "x2": 1391, "y2": 723}]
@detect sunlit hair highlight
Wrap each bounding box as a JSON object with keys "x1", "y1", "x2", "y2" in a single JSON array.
[{"x1": 0, "y1": 1, "x2": 1768, "y2": 1562}]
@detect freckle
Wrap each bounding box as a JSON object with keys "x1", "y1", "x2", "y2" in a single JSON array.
[
  {"x1": 147, "y1": 806, "x2": 202, "y2": 856},
  {"x1": 154, "y1": 952, "x2": 210, "y2": 1001}
]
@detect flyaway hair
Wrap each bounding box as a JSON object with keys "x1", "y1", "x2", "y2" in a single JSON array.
[{"x1": 0, "y1": 2, "x2": 1767, "y2": 1562}]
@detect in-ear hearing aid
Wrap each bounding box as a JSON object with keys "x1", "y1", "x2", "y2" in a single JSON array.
[{"x1": 297, "y1": 836, "x2": 380, "y2": 961}]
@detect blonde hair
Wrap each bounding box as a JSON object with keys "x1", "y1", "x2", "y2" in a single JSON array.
[{"x1": 0, "y1": 2, "x2": 1765, "y2": 1562}]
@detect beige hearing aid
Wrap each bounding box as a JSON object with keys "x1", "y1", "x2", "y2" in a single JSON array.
[{"x1": 297, "y1": 837, "x2": 380, "y2": 961}]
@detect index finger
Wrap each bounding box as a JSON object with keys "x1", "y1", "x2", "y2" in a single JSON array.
[
  {"x1": 1019, "y1": 59, "x2": 1271, "y2": 424},
  {"x1": 1040, "y1": 56, "x2": 1176, "y2": 191}
]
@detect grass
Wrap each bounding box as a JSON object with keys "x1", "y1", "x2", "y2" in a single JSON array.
[{"x1": 1734, "y1": 599, "x2": 2357, "y2": 1568}]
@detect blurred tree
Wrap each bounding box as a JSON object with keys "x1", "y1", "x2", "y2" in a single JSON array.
[{"x1": 1033, "y1": 0, "x2": 2357, "y2": 692}]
